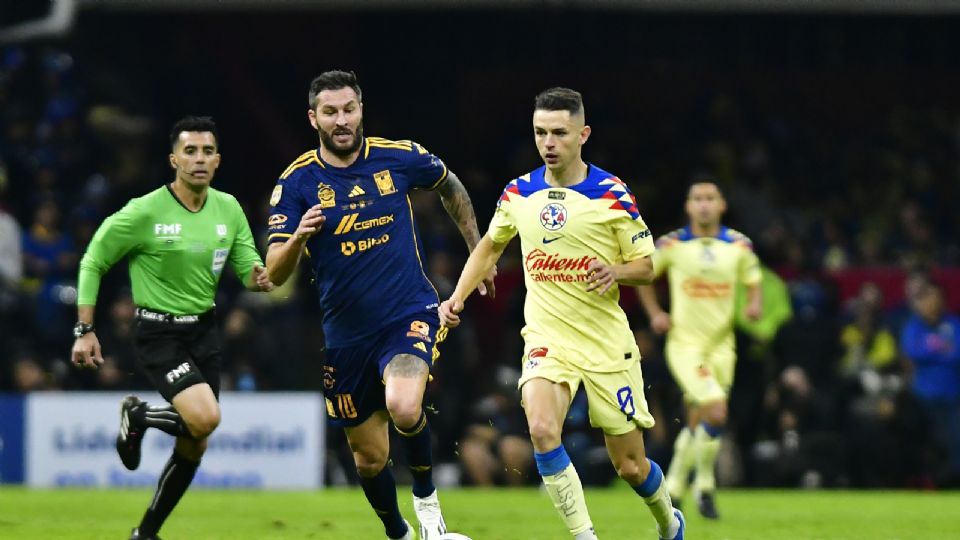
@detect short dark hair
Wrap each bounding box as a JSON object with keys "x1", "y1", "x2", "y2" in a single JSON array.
[
  {"x1": 534, "y1": 87, "x2": 584, "y2": 116},
  {"x1": 687, "y1": 174, "x2": 723, "y2": 197},
  {"x1": 170, "y1": 115, "x2": 218, "y2": 149},
  {"x1": 309, "y1": 70, "x2": 362, "y2": 109}
]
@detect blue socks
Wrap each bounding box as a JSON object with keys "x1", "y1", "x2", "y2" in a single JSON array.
[
  {"x1": 633, "y1": 458, "x2": 664, "y2": 497},
  {"x1": 359, "y1": 465, "x2": 407, "y2": 539},
  {"x1": 534, "y1": 444, "x2": 572, "y2": 476},
  {"x1": 396, "y1": 411, "x2": 436, "y2": 498}
]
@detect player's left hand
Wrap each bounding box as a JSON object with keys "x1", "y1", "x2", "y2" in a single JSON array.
[
  {"x1": 745, "y1": 300, "x2": 762, "y2": 322},
  {"x1": 251, "y1": 264, "x2": 275, "y2": 292},
  {"x1": 439, "y1": 297, "x2": 464, "y2": 328},
  {"x1": 477, "y1": 265, "x2": 497, "y2": 298},
  {"x1": 585, "y1": 259, "x2": 617, "y2": 295}
]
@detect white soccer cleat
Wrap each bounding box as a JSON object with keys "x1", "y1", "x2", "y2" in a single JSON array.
[{"x1": 413, "y1": 490, "x2": 447, "y2": 540}]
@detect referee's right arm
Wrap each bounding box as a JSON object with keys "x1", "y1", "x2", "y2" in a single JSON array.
[{"x1": 73, "y1": 202, "x2": 141, "y2": 368}]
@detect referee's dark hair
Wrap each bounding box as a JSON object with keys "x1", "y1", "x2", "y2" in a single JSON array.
[
  {"x1": 534, "y1": 87, "x2": 584, "y2": 117},
  {"x1": 309, "y1": 70, "x2": 362, "y2": 110},
  {"x1": 170, "y1": 116, "x2": 218, "y2": 149}
]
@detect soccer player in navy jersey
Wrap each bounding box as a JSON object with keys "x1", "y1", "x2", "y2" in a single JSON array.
[{"x1": 265, "y1": 70, "x2": 495, "y2": 540}]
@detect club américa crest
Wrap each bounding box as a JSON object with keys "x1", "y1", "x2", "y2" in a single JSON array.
[{"x1": 540, "y1": 203, "x2": 567, "y2": 231}]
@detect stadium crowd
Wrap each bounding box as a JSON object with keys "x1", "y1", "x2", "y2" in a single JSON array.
[{"x1": 2, "y1": 24, "x2": 959, "y2": 492}]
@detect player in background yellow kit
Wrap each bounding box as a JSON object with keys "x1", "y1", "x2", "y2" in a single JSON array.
[
  {"x1": 637, "y1": 180, "x2": 762, "y2": 519},
  {"x1": 440, "y1": 88, "x2": 683, "y2": 540}
]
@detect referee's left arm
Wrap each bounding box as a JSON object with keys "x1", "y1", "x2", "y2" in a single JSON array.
[{"x1": 228, "y1": 203, "x2": 270, "y2": 291}]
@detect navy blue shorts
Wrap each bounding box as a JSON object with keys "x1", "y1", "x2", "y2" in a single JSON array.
[{"x1": 322, "y1": 312, "x2": 447, "y2": 427}]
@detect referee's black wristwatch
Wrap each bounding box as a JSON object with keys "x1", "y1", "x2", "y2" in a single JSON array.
[{"x1": 73, "y1": 322, "x2": 96, "y2": 338}]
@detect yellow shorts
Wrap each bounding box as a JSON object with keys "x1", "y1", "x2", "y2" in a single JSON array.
[
  {"x1": 517, "y1": 341, "x2": 655, "y2": 436},
  {"x1": 665, "y1": 343, "x2": 736, "y2": 404}
]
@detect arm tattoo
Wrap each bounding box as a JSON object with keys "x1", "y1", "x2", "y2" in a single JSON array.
[
  {"x1": 437, "y1": 171, "x2": 482, "y2": 251},
  {"x1": 384, "y1": 354, "x2": 429, "y2": 378}
]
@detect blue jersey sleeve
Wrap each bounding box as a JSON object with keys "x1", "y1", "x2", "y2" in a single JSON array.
[
  {"x1": 267, "y1": 177, "x2": 306, "y2": 244},
  {"x1": 405, "y1": 141, "x2": 448, "y2": 191}
]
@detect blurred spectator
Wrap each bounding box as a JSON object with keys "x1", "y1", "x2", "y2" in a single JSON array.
[
  {"x1": 221, "y1": 307, "x2": 263, "y2": 392},
  {"x1": 836, "y1": 283, "x2": 914, "y2": 487},
  {"x1": 753, "y1": 366, "x2": 841, "y2": 487},
  {"x1": 839, "y1": 283, "x2": 898, "y2": 380},
  {"x1": 11, "y1": 350, "x2": 55, "y2": 392},
  {"x1": 21, "y1": 198, "x2": 77, "y2": 352},
  {"x1": 900, "y1": 282, "x2": 960, "y2": 484},
  {"x1": 459, "y1": 365, "x2": 534, "y2": 487}
]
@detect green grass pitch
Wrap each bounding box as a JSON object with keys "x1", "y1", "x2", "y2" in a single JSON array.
[{"x1": 1, "y1": 486, "x2": 958, "y2": 539}]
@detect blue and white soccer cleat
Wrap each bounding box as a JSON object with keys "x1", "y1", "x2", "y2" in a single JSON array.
[{"x1": 660, "y1": 509, "x2": 684, "y2": 540}]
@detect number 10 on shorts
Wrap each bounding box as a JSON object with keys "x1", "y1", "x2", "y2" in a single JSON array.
[{"x1": 617, "y1": 386, "x2": 635, "y2": 420}]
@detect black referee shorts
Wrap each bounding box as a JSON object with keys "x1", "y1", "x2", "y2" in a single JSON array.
[{"x1": 133, "y1": 307, "x2": 222, "y2": 402}]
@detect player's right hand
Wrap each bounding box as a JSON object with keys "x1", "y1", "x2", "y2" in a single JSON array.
[
  {"x1": 71, "y1": 333, "x2": 104, "y2": 369},
  {"x1": 650, "y1": 311, "x2": 672, "y2": 334},
  {"x1": 439, "y1": 297, "x2": 465, "y2": 328},
  {"x1": 295, "y1": 204, "x2": 326, "y2": 241}
]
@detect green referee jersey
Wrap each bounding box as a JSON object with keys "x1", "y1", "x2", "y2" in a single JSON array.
[{"x1": 78, "y1": 185, "x2": 263, "y2": 315}]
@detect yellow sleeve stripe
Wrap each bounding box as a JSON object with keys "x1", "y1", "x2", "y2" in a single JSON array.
[
  {"x1": 280, "y1": 150, "x2": 315, "y2": 177},
  {"x1": 424, "y1": 162, "x2": 449, "y2": 191},
  {"x1": 367, "y1": 137, "x2": 414, "y2": 151},
  {"x1": 268, "y1": 233, "x2": 294, "y2": 242},
  {"x1": 368, "y1": 142, "x2": 414, "y2": 151},
  {"x1": 280, "y1": 151, "x2": 326, "y2": 180},
  {"x1": 367, "y1": 136, "x2": 413, "y2": 147}
]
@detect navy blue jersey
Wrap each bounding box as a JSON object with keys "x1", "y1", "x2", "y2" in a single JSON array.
[{"x1": 268, "y1": 137, "x2": 447, "y2": 347}]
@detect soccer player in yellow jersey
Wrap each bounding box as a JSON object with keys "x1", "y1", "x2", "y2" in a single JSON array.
[
  {"x1": 440, "y1": 88, "x2": 683, "y2": 540},
  {"x1": 637, "y1": 180, "x2": 762, "y2": 519}
]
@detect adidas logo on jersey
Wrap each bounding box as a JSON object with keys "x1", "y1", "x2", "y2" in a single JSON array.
[{"x1": 349, "y1": 185, "x2": 365, "y2": 197}]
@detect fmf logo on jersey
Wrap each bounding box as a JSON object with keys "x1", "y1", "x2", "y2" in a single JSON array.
[
  {"x1": 374, "y1": 170, "x2": 397, "y2": 196},
  {"x1": 407, "y1": 321, "x2": 431, "y2": 342},
  {"x1": 154, "y1": 223, "x2": 182, "y2": 235},
  {"x1": 317, "y1": 183, "x2": 336, "y2": 209},
  {"x1": 269, "y1": 184, "x2": 283, "y2": 206},
  {"x1": 216, "y1": 224, "x2": 227, "y2": 236},
  {"x1": 333, "y1": 213, "x2": 394, "y2": 235},
  {"x1": 540, "y1": 203, "x2": 567, "y2": 231},
  {"x1": 340, "y1": 234, "x2": 390, "y2": 256},
  {"x1": 631, "y1": 229, "x2": 651, "y2": 243},
  {"x1": 166, "y1": 362, "x2": 192, "y2": 384}
]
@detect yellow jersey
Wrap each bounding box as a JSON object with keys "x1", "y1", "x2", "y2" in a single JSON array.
[
  {"x1": 653, "y1": 226, "x2": 761, "y2": 352},
  {"x1": 488, "y1": 164, "x2": 655, "y2": 372}
]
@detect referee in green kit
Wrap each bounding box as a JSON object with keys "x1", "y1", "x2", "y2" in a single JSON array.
[{"x1": 70, "y1": 116, "x2": 274, "y2": 540}]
